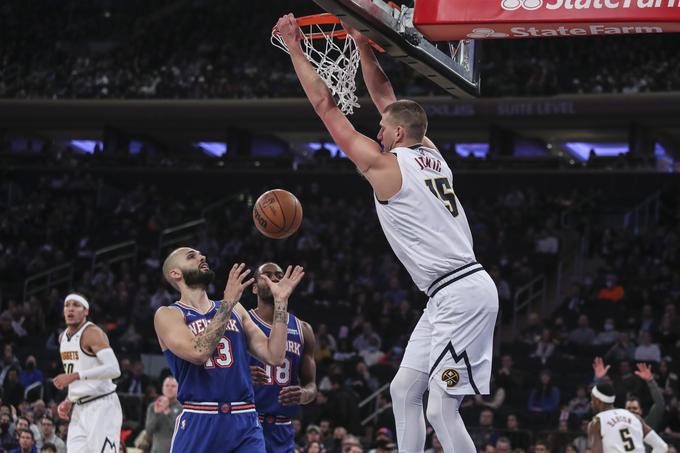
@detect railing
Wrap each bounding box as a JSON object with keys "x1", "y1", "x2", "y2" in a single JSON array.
[
  {"x1": 623, "y1": 190, "x2": 661, "y2": 235},
  {"x1": 358, "y1": 382, "x2": 391, "y2": 426},
  {"x1": 512, "y1": 275, "x2": 546, "y2": 337},
  {"x1": 23, "y1": 263, "x2": 73, "y2": 304},
  {"x1": 158, "y1": 219, "x2": 206, "y2": 255},
  {"x1": 91, "y1": 240, "x2": 138, "y2": 272}
]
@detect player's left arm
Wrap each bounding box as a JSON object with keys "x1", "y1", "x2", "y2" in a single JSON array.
[
  {"x1": 53, "y1": 325, "x2": 121, "y2": 390},
  {"x1": 641, "y1": 418, "x2": 669, "y2": 453},
  {"x1": 588, "y1": 417, "x2": 603, "y2": 453},
  {"x1": 279, "y1": 321, "x2": 317, "y2": 406},
  {"x1": 276, "y1": 14, "x2": 389, "y2": 176},
  {"x1": 241, "y1": 265, "x2": 305, "y2": 367}
]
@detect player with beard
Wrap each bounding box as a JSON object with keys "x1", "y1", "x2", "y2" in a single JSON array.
[
  {"x1": 154, "y1": 247, "x2": 304, "y2": 452},
  {"x1": 54, "y1": 293, "x2": 122, "y2": 453},
  {"x1": 248, "y1": 262, "x2": 317, "y2": 453}
]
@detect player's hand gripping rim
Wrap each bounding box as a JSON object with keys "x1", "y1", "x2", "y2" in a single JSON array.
[{"x1": 223, "y1": 263, "x2": 254, "y2": 304}]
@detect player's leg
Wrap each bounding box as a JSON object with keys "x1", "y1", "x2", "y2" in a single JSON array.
[
  {"x1": 426, "y1": 271, "x2": 498, "y2": 451},
  {"x1": 65, "y1": 404, "x2": 90, "y2": 453},
  {"x1": 230, "y1": 412, "x2": 266, "y2": 453},
  {"x1": 390, "y1": 309, "x2": 431, "y2": 453},
  {"x1": 263, "y1": 422, "x2": 295, "y2": 453},
  {"x1": 85, "y1": 394, "x2": 122, "y2": 452},
  {"x1": 426, "y1": 385, "x2": 475, "y2": 452}
]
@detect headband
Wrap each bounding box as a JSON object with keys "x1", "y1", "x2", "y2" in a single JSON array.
[
  {"x1": 64, "y1": 294, "x2": 89, "y2": 310},
  {"x1": 592, "y1": 386, "x2": 615, "y2": 404}
]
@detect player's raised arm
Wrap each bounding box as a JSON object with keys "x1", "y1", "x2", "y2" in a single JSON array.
[
  {"x1": 241, "y1": 265, "x2": 305, "y2": 366},
  {"x1": 154, "y1": 263, "x2": 253, "y2": 365},
  {"x1": 343, "y1": 24, "x2": 396, "y2": 113},
  {"x1": 344, "y1": 24, "x2": 439, "y2": 152},
  {"x1": 275, "y1": 14, "x2": 385, "y2": 174}
]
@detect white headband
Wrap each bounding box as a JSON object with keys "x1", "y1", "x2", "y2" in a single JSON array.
[
  {"x1": 592, "y1": 386, "x2": 615, "y2": 404},
  {"x1": 64, "y1": 294, "x2": 89, "y2": 310}
]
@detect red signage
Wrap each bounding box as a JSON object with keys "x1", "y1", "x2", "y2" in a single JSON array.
[{"x1": 414, "y1": 0, "x2": 680, "y2": 40}]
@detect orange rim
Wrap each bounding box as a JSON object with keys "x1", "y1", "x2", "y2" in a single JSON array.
[{"x1": 273, "y1": 13, "x2": 385, "y2": 53}]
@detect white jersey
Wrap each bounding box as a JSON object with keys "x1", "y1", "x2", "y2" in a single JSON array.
[
  {"x1": 598, "y1": 408, "x2": 646, "y2": 453},
  {"x1": 59, "y1": 321, "x2": 116, "y2": 400},
  {"x1": 374, "y1": 145, "x2": 476, "y2": 292}
]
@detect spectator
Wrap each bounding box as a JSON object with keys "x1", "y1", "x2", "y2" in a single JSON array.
[
  {"x1": 3, "y1": 368, "x2": 25, "y2": 406},
  {"x1": 567, "y1": 315, "x2": 595, "y2": 348},
  {"x1": 657, "y1": 360, "x2": 679, "y2": 398},
  {"x1": 604, "y1": 333, "x2": 635, "y2": 362},
  {"x1": 527, "y1": 370, "x2": 560, "y2": 429},
  {"x1": 305, "y1": 441, "x2": 325, "y2": 453},
  {"x1": 567, "y1": 385, "x2": 590, "y2": 422},
  {"x1": 305, "y1": 425, "x2": 322, "y2": 449},
  {"x1": 471, "y1": 409, "x2": 497, "y2": 448},
  {"x1": 341, "y1": 434, "x2": 362, "y2": 453},
  {"x1": 597, "y1": 274, "x2": 625, "y2": 302},
  {"x1": 121, "y1": 360, "x2": 150, "y2": 395},
  {"x1": 36, "y1": 418, "x2": 64, "y2": 453},
  {"x1": 145, "y1": 376, "x2": 182, "y2": 453},
  {"x1": 9, "y1": 429, "x2": 37, "y2": 453},
  {"x1": 634, "y1": 331, "x2": 661, "y2": 363},
  {"x1": 473, "y1": 376, "x2": 506, "y2": 411},
  {"x1": 0, "y1": 412, "x2": 16, "y2": 451},
  {"x1": 39, "y1": 444, "x2": 57, "y2": 453},
  {"x1": 0, "y1": 344, "x2": 21, "y2": 384},
  {"x1": 504, "y1": 414, "x2": 530, "y2": 451},
  {"x1": 19, "y1": 356, "x2": 43, "y2": 390},
  {"x1": 495, "y1": 355, "x2": 524, "y2": 408},
  {"x1": 532, "y1": 440, "x2": 550, "y2": 453},
  {"x1": 593, "y1": 318, "x2": 619, "y2": 346},
  {"x1": 352, "y1": 323, "x2": 382, "y2": 354},
  {"x1": 495, "y1": 436, "x2": 512, "y2": 453},
  {"x1": 530, "y1": 329, "x2": 556, "y2": 366}
]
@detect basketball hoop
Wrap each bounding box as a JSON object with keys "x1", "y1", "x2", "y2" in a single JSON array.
[{"x1": 272, "y1": 13, "x2": 371, "y2": 115}]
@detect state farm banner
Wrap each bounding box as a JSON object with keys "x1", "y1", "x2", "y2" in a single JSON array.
[{"x1": 413, "y1": 0, "x2": 680, "y2": 40}]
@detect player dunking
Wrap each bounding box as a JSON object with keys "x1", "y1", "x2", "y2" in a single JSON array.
[
  {"x1": 588, "y1": 382, "x2": 667, "y2": 453},
  {"x1": 154, "y1": 248, "x2": 304, "y2": 452},
  {"x1": 276, "y1": 14, "x2": 499, "y2": 452},
  {"x1": 249, "y1": 262, "x2": 317, "y2": 453},
  {"x1": 54, "y1": 293, "x2": 122, "y2": 453}
]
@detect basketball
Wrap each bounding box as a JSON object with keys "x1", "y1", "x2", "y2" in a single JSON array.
[{"x1": 252, "y1": 189, "x2": 303, "y2": 239}]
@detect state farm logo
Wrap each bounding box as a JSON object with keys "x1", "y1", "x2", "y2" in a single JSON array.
[
  {"x1": 466, "y1": 28, "x2": 509, "y2": 38},
  {"x1": 502, "y1": 0, "x2": 542, "y2": 10},
  {"x1": 502, "y1": 0, "x2": 680, "y2": 10}
]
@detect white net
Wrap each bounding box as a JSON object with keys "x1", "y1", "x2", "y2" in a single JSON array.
[{"x1": 272, "y1": 21, "x2": 360, "y2": 115}]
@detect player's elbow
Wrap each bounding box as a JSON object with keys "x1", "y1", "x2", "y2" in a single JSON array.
[{"x1": 314, "y1": 97, "x2": 336, "y2": 118}]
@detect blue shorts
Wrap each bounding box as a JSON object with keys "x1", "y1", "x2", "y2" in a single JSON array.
[
  {"x1": 259, "y1": 415, "x2": 295, "y2": 453},
  {"x1": 171, "y1": 406, "x2": 265, "y2": 453}
]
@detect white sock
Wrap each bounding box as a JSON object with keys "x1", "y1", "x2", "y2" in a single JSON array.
[
  {"x1": 390, "y1": 367, "x2": 429, "y2": 453},
  {"x1": 426, "y1": 384, "x2": 476, "y2": 453}
]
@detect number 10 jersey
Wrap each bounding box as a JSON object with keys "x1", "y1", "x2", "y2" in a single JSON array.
[{"x1": 374, "y1": 144, "x2": 476, "y2": 293}]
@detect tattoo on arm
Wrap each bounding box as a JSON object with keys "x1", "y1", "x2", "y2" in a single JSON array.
[
  {"x1": 273, "y1": 301, "x2": 288, "y2": 324},
  {"x1": 193, "y1": 300, "x2": 237, "y2": 354}
]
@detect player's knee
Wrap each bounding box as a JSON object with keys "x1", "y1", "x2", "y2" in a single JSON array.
[
  {"x1": 389, "y1": 375, "x2": 405, "y2": 402},
  {"x1": 425, "y1": 396, "x2": 442, "y2": 426}
]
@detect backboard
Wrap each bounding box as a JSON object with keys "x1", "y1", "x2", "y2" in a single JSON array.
[{"x1": 311, "y1": 0, "x2": 482, "y2": 98}]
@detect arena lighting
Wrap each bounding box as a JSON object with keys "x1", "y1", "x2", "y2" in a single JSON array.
[
  {"x1": 194, "y1": 142, "x2": 227, "y2": 157},
  {"x1": 454, "y1": 143, "x2": 489, "y2": 158},
  {"x1": 69, "y1": 140, "x2": 102, "y2": 154},
  {"x1": 562, "y1": 142, "x2": 629, "y2": 161},
  {"x1": 307, "y1": 142, "x2": 348, "y2": 158}
]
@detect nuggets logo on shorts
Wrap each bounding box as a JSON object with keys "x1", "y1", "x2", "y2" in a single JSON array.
[{"x1": 441, "y1": 368, "x2": 460, "y2": 388}]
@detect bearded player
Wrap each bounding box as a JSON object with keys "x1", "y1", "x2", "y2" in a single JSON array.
[
  {"x1": 249, "y1": 262, "x2": 317, "y2": 453},
  {"x1": 54, "y1": 293, "x2": 122, "y2": 453},
  {"x1": 154, "y1": 248, "x2": 304, "y2": 452},
  {"x1": 276, "y1": 14, "x2": 499, "y2": 453}
]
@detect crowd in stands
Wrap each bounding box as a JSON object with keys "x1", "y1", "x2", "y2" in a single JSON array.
[
  {"x1": 0, "y1": 159, "x2": 678, "y2": 452},
  {"x1": 1, "y1": 0, "x2": 679, "y2": 99}
]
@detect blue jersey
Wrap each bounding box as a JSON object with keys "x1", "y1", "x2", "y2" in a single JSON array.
[
  {"x1": 248, "y1": 310, "x2": 305, "y2": 418},
  {"x1": 163, "y1": 301, "x2": 254, "y2": 404}
]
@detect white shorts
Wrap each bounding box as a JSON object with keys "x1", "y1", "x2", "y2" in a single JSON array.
[
  {"x1": 68, "y1": 392, "x2": 122, "y2": 453},
  {"x1": 401, "y1": 269, "x2": 498, "y2": 395}
]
